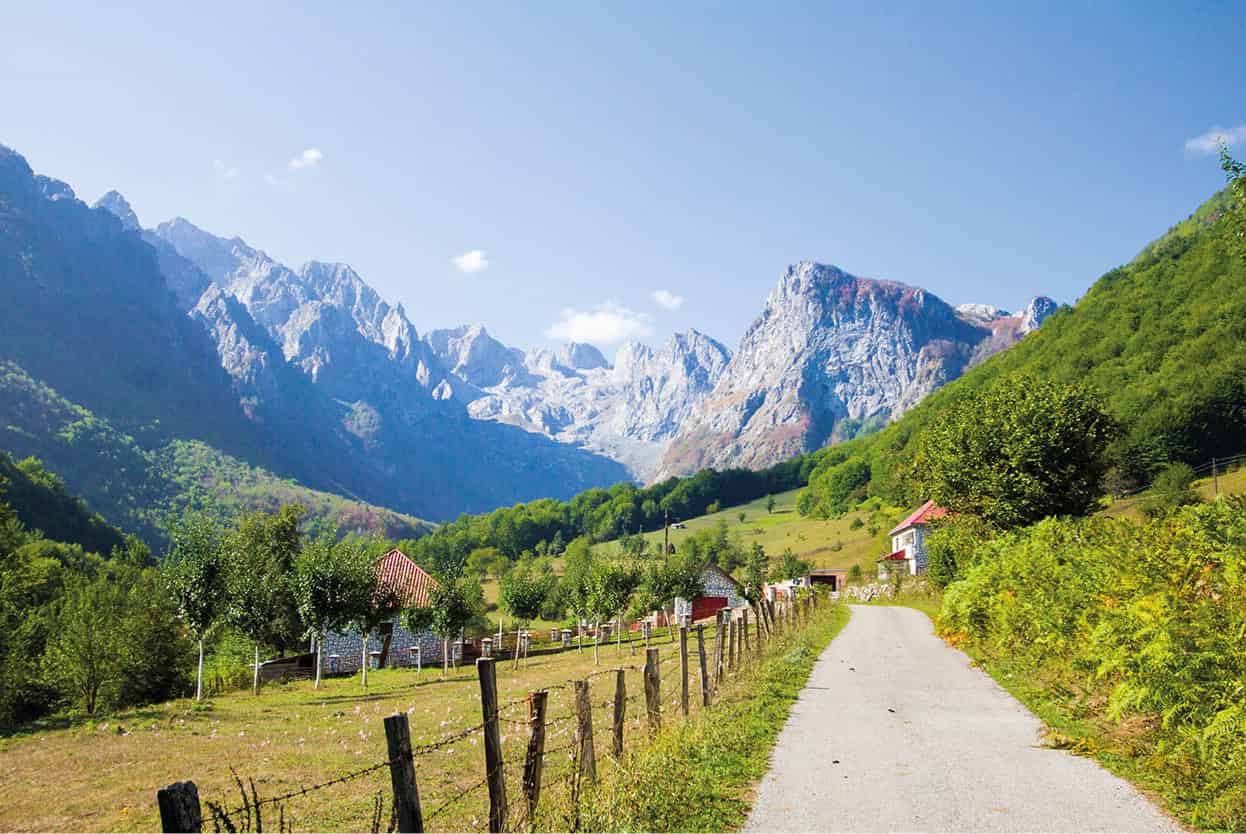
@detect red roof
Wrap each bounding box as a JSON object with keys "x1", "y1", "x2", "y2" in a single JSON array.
[
  {"x1": 375, "y1": 549, "x2": 439, "y2": 608},
  {"x1": 878, "y1": 549, "x2": 908, "y2": 562},
  {"x1": 888, "y1": 500, "x2": 947, "y2": 536}
]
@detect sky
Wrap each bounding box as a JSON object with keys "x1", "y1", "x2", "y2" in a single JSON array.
[{"x1": 2, "y1": 2, "x2": 1244, "y2": 354}]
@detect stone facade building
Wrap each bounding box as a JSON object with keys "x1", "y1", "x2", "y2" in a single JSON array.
[
  {"x1": 320, "y1": 549, "x2": 445, "y2": 674},
  {"x1": 674, "y1": 563, "x2": 747, "y2": 622}
]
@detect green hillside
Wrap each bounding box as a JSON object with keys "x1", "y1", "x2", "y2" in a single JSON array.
[
  {"x1": 0, "y1": 361, "x2": 433, "y2": 547},
  {"x1": 803, "y1": 184, "x2": 1246, "y2": 510}
]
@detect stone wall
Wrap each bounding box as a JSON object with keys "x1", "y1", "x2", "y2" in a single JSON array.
[{"x1": 321, "y1": 615, "x2": 444, "y2": 674}]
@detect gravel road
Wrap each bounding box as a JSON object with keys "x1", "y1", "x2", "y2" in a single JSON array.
[{"x1": 744, "y1": 605, "x2": 1179, "y2": 833}]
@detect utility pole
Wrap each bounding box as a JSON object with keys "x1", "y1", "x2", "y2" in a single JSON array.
[{"x1": 663, "y1": 510, "x2": 670, "y2": 557}]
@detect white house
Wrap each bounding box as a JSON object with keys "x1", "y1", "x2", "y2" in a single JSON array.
[{"x1": 877, "y1": 500, "x2": 947, "y2": 580}]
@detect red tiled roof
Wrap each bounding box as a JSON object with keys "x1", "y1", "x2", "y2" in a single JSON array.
[
  {"x1": 888, "y1": 499, "x2": 948, "y2": 536},
  {"x1": 878, "y1": 549, "x2": 908, "y2": 562},
  {"x1": 375, "y1": 549, "x2": 439, "y2": 609}
]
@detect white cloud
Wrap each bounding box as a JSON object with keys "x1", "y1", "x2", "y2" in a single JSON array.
[
  {"x1": 452, "y1": 250, "x2": 490, "y2": 273},
  {"x1": 263, "y1": 173, "x2": 282, "y2": 187},
  {"x1": 212, "y1": 159, "x2": 240, "y2": 179},
  {"x1": 1184, "y1": 125, "x2": 1246, "y2": 156},
  {"x1": 652, "y1": 289, "x2": 684, "y2": 311},
  {"x1": 545, "y1": 302, "x2": 653, "y2": 345},
  {"x1": 288, "y1": 148, "x2": 324, "y2": 170}
]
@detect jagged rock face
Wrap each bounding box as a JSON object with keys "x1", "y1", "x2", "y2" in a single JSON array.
[
  {"x1": 423, "y1": 325, "x2": 529, "y2": 389},
  {"x1": 657, "y1": 262, "x2": 1055, "y2": 478},
  {"x1": 152, "y1": 221, "x2": 450, "y2": 409},
  {"x1": 427, "y1": 329, "x2": 732, "y2": 478}
]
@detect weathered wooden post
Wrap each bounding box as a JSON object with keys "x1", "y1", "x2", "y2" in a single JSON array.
[
  {"x1": 574, "y1": 679, "x2": 597, "y2": 783},
  {"x1": 712, "y1": 611, "x2": 727, "y2": 694},
  {"x1": 477, "y1": 658, "x2": 508, "y2": 832},
  {"x1": 679, "y1": 626, "x2": 690, "y2": 716},
  {"x1": 644, "y1": 647, "x2": 661, "y2": 729},
  {"x1": 612, "y1": 669, "x2": 626, "y2": 758},
  {"x1": 385, "y1": 713, "x2": 424, "y2": 833},
  {"x1": 741, "y1": 609, "x2": 750, "y2": 660},
  {"x1": 696, "y1": 624, "x2": 710, "y2": 707},
  {"x1": 522, "y1": 690, "x2": 547, "y2": 831},
  {"x1": 727, "y1": 616, "x2": 737, "y2": 673},
  {"x1": 157, "y1": 781, "x2": 202, "y2": 833}
]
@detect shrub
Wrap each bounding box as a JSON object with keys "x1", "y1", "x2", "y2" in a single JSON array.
[
  {"x1": 1140, "y1": 461, "x2": 1201, "y2": 518},
  {"x1": 939, "y1": 499, "x2": 1246, "y2": 829}
]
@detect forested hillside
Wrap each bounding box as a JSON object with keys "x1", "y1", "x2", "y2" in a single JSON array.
[
  {"x1": 801, "y1": 181, "x2": 1246, "y2": 512},
  {"x1": 0, "y1": 362, "x2": 433, "y2": 546},
  {"x1": 0, "y1": 452, "x2": 125, "y2": 555}
]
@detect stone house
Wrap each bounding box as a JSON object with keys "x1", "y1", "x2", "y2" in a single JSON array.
[
  {"x1": 674, "y1": 563, "x2": 748, "y2": 622},
  {"x1": 877, "y1": 500, "x2": 947, "y2": 580},
  {"x1": 320, "y1": 549, "x2": 444, "y2": 674}
]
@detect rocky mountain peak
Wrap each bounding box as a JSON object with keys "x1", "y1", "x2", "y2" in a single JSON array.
[
  {"x1": 94, "y1": 190, "x2": 140, "y2": 231},
  {"x1": 1020, "y1": 296, "x2": 1058, "y2": 332},
  {"x1": 557, "y1": 342, "x2": 609, "y2": 372}
]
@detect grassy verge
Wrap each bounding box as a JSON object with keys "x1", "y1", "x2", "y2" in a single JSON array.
[{"x1": 566, "y1": 602, "x2": 851, "y2": 832}]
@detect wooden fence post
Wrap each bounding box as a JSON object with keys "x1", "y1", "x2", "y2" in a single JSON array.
[
  {"x1": 679, "y1": 626, "x2": 689, "y2": 716},
  {"x1": 384, "y1": 713, "x2": 424, "y2": 833},
  {"x1": 727, "y1": 616, "x2": 737, "y2": 673},
  {"x1": 574, "y1": 679, "x2": 597, "y2": 784},
  {"x1": 741, "y1": 609, "x2": 750, "y2": 661},
  {"x1": 644, "y1": 647, "x2": 661, "y2": 729},
  {"x1": 696, "y1": 624, "x2": 710, "y2": 707},
  {"x1": 522, "y1": 690, "x2": 547, "y2": 831},
  {"x1": 477, "y1": 658, "x2": 508, "y2": 833},
  {"x1": 157, "y1": 781, "x2": 202, "y2": 833},
  {"x1": 712, "y1": 611, "x2": 727, "y2": 694},
  {"x1": 612, "y1": 669, "x2": 626, "y2": 758}
]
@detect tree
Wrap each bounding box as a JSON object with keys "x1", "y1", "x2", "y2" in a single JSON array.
[
  {"x1": 738, "y1": 511, "x2": 747, "y2": 524},
  {"x1": 766, "y1": 494, "x2": 776, "y2": 514},
  {"x1": 914, "y1": 374, "x2": 1116, "y2": 529},
  {"x1": 225, "y1": 505, "x2": 307, "y2": 695},
  {"x1": 404, "y1": 578, "x2": 481, "y2": 676},
  {"x1": 500, "y1": 565, "x2": 552, "y2": 624},
  {"x1": 164, "y1": 512, "x2": 228, "y2": 701},
  {"x1": 561, "y1": 537, "x2": 596, "y2": 651},
  {"x1": 351, "y1": 579, "x2": 401, "y2": 688},
  {"x1": 707, "y1": 500, "x2": 721, "y2": 514},
  {"x1": 42, "y1": 576, "x2": 126, "y2": 715},
  {"x1": 743, "y1": 543, "x2": 769, "y2": 603},
  {"x1": 769, "y1": 548, "x2": 810, "y2": 583},
  {"x1": 586, "y1": 561, "x2": 639, "y2": 663},
  {"x1": 292, "y1": 531, "x2": 374, "y2": 688}
]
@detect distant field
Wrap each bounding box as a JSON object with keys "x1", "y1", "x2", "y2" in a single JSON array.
[
  {"x1": 1101, "y1": 464, "x2": 1246, "y2": 519},
  {"x1": 598, "y1": 489, "x2": 903, "y2": 576}
]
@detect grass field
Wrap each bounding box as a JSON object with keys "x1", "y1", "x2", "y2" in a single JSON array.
[
  {"x1": 1102, "y1": 463, "x2": 1246, "y2": 519},
  {"x1": 0, "y1": 630, "x2": 695, "y2": 833},
  {"x1": 599, "y1": 489, "x2": 904, "y2": 576}
]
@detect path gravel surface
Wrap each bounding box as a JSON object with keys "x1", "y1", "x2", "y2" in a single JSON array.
[{"x1": 744, "y1": 605, "x2": 1179, "y2": 833}]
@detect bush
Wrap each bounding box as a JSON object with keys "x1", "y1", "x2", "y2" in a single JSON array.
[
  {"x1": 940, "y1": 499, "x2": 1246, "y2": 829},
  {"x1": 849, "y1": 517, "x2": 864, "y2": 530},
  {"x1": 924, "y1": 515, "x2": 995, "y2": 589},
  {"x1": 1141, "y1": 462, "x2": 1201, "y2": 518}
]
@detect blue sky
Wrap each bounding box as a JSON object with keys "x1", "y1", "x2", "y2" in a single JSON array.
[{"x1": 3, "y1": 2, "x2": 1243, "y2": 353}]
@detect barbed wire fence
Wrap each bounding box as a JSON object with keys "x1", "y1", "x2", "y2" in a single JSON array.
[{"x1": 155, "y1": 589, "x2": 832, "y2": 834}]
